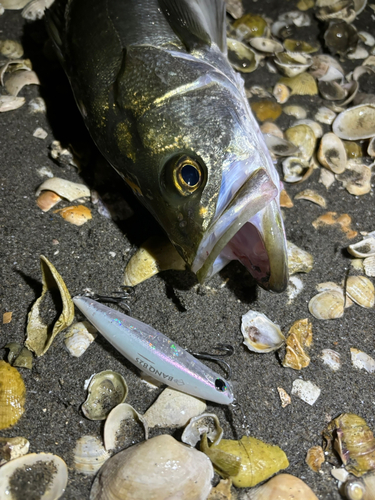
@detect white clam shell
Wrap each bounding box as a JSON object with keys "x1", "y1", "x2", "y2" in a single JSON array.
[
  {"x1": 64, "y1": 321, "x2": 96, "y2": 357},
  {"x1": 348, "y1": 237, "x2": 375, "y2": 258},
  {"x1": 0, "y1": 453, "x2": 68, "y2": 500},
  {"x1": 308, "y1": 290, "x2": 345, "y2": 320},
  {"x1": 82, "y1": 371, "x2": 128, "y2": 421},
  {"x1": 4, "y1": 69, "x2": 40, "y2": 96},
  {"x1": 90, "y1": 435, "x2": 214, "y2": 500},
  {"x1": 36, "y1": 178, "x2": 90, "y2": 202},
  {"x1": 104, "y1": 403, "x2": 148, "y2": 452},
  {"x1": 241, "y1": 310, "x2": 285, "y2": 353},
  {"x1": 332, "y1": 104, "x2": 375, "y2": 140},
  {"x1": 181, "y1": 413, "x2": 223, "y2": 447},
  {"x1": 320, "y1": 349, "x2": 341, "y2": 371},
  {"x1": 346, "y1": 275, "x2": 375, "y2": 308},
  {"x1": 73, "y1": 436, "x2": 110, "y2": 476},
  {"x1": 317, "y1": 133, "x2": 347, "y2": 174},
  {"x1": 293, "y1": 119, "x2": 323, "y2": 138},
  {"x1": 350, "y1": 348, "x2": 375, "y2": 373},
  {"x1": 315, "y1": 106, "x2": 337, "y2": 125},
  {"x1": 143, "y1": 387, "x2": 206, "y2": 429}
]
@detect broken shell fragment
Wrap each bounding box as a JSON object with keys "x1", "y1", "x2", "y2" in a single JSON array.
[
  {"x1": 0, "y1": 94, "x2": 26, "y2": 112},
  {"x1": 82, "y1": 370, "x2": 128, "y2": 420},
  {"x1": 0, "y1": 362, "x2": 26, "y2": 430},
  {"x1": 308, "y1": 289, "x2": 344, "y2": 320},
  {"x1": 336, "y1": 160, "x2": 372, "y2": 196},
  {"x1": 21, "y1": 0, "x2": 54, "y2": 20},
  {"x1": 291, "y1": 379, "x2": 321, "y2": 405},
  {"x1": 4, "y1": 343, "x2": 33, "y2": 369},
  {"x1": 0, "y1": 437, "x2": 29, "y2": 462},
  {"x1": 312, "y1": 212, "x2": 358, "y2": 239},
  {"x1": 277, "y1": 387, "x2": 291, "y2": 408},
  {"x1": 295, "y1": 189, "x2": 326, "y2": 208},
  {"x1": 0, "y1": 452, "x2": 68, "y2": 500},
  {"x1": 320, "y1": 349, "x2": 341, "y2": 371},
  {"x1": 241, "y1": 310, "x2": 285, "y2": 353},
  {"x1": 104, "y1": 403, "x2": 148, "y2": 452},
  {"x1": 201, "y1": 434, "x2": 289, "y2": 488},
  {"x1": 227, "y1": 38, "x2": 259, "y2": 73},
  {"x1": 310, "y1": 54, "x2": 344, "y2": 82},
  {"x1": 285, "y1": 125, "x2": 316, "y2": 160},
  {"x1": 25, "y1": 255, "x2": 74, "y2": 356},
  {"x1": 364, "y1": 256, "x2": 375, "y2": 277},
  {"x1": 4, "y1": 70, "x2": 40, "y2": 96},
  {"x1": 246, "y1": 474, "x2": 318, "y2": 500},
  {"x1": 346, "y1": 276, "x2": 375, "y2": 308},
  {"x1": 36, "y1": 177, "x2": 90, "y2": 202},
  {"x1": 275, "y1": 51, "x2": 313, "y2": 77},
  {"x1": 318, "y1": 133, "x2": 347, "y2": 174},
  {"x1": 319, "y1": 168, "x2": 336, "y2": 190},
  {"x1": 280, "y1": 189, "x2": 293, "y2": 208},
  {"x1": 351, "y1": 348, "x2": 375, "y2": 373},
  {"x1": 282, "y1": 318, "x2": 312, "y2": 370},
  {"x1": 91, "y1": 435, "x2": 214, "y2": 500},
  {"x1": 333, "y1": 104, "x2": 375, "y2": 140},
  {"x1": 55, "y1": 205, "x2": 92, "y2": 226},
  {"x1": 64, "y1": 321, "x2": 97, "y2": 357},
  {"x1": 305, "y1": 446, "x2": 325, "y2": 472},
  {"x1": 36, "y1": 191, "x2": 62, "y2": 212},
  {"x1": 123, "y1": 235, "x2": 186, "y2": 286},
  {"x1": 144, "y1": 387, "x2": 206, "y2": 429},
  {"x1": 182, "y1": 413, "x2": 223, "y2": 448},
  {"x1": 73, "y1": 436, "x2": 110, "y2": 476},
  {"x1": 287, "y1": 241, "x2": 314, "y2": 275},
  {"x1": 315, "y1": 106, "x2": 337, "y2": 125}
]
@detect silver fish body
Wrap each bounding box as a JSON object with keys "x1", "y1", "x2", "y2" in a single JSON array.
[
  {"x1": 47, "y1": 0, "x2": 288, "y2": 291},
  {"x1": 73, "y1": 296, "x2": 234, "y2": 405}
]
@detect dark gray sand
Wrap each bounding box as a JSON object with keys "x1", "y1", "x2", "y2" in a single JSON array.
[{"x1": 1, "y1": 2, "x2": 375, "y2": 499}]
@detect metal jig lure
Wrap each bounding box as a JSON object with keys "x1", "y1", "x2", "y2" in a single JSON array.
[{"x1": 73, "y1": 296, "x2": 234, "y2": 405}]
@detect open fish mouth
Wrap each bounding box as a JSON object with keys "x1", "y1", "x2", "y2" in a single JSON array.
[{"x1": 191, "y1": 168, "x2": 288, "y2": 292}]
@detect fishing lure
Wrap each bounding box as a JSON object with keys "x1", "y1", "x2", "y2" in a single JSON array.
[{"x1": 73, "y1": 296, "x2": 234, "y2": 405}]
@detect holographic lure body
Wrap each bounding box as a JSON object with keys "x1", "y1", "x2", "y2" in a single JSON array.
[{"x1": 73, "y1": 296, "x2": 234, "y2": 405}]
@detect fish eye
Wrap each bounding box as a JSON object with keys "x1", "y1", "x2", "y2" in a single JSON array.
[
  {"x1": 215, "y1": 378, "x2": 227, "y2": 392},
  {"x1": 172, "y1": 155, "x2": 204, "y2": 196}
]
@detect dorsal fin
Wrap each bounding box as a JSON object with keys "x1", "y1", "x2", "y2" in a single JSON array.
[
  {"x1": 45, "y1": 0, "x2": 69, "y2": 65},
  {"x1": 159, "y1": 0, "x2": 227, "y2": 52}
]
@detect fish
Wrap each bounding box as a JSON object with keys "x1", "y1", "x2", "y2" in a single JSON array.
[
  {"x1": 73, "y1": 296, "x2": 234, "y2": 405},
  {"x1": 46, "y1": 0, "x2": 288, "y2": 292}
]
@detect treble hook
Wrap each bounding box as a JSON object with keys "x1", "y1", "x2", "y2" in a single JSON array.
[
  {"x1": 85, "y1": 286, "x2": 134, "y2": 312},
  {"x1": 189, "y1": 343, "x2": 234, "y2": 380},
  {"x1": 230, "y1": 399, "x2": 250, "y2": 435}
]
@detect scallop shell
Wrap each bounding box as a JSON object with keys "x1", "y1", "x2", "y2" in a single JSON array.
[
  {"x1": 324, "y1": 19, "x2": 359, "y2": 56},
  {"x1": 73, "y1": 436, "x2": 110, "y2": 476},
  {"x1": 0, "y1": 39, "x2": 23, "y2": 58},
  {"x1": 144, "y1": 387, "x2": 206, "y2": 429},
  {"x1": 182, "y1": 413, "x2": 223, "y2": 448},
  {"x1": 317, "y1": 133, "x2": 347, "y2": 174},
  {"x1": 0, "y1": 362, "x2": 26, "y2": 430},
  {"x1": 260, "y1": 122, "x2": 284, "y2": 138},
  {"x1": 332, "y1": 104, "x2": 375, "y2": 140},
  {"x1": 90, "y1": 435, "x2": 214, "y2": 500},
  {"x1": 287, "y1": 241, "x2": 314, "y2": 275},
  {"x1": 247, "y1": 473, "x2": 318, "y2": 499},
  {"x1": 308, "y1": 290, "x2": 345, "y2": 320},
  {"x1": 310, "y1": 54, "x2": 344, "y2": 82},
  {"x1": 279, "y1": 73, "x2": 318, "y2": 95},
  {"x1": 104, "y1": 403, "x2": 148, "y2": 452},
  {"x1": 82, "y1": 371, "x2": 128, "y2": 420},
  {"x1": 0, "y1": 437, "x2": 29, "y2": 462},
  {"x1": 0, "y1": 453, "x2": 68, "y2": 500},
  {"x1": 36, "y1": 191, "x2": 62, "y2": 212},
  {"x1": 346, "y1": 276, "x2": 375, "y2": 308},
  {"x1": 241, "y1": 310, "x2": 285, "y2": 353},
  {"x1": 348, "y1": 238, "x2": 375, "y2": 258},
  {"x1": 64, "y1": 321, "x2": 97, "y2": 357},
  {"x1": 232, "y1": 13, "x2": 268, "y2": 40},
  {"x1": 251, "y1": 99, "x2": 282, "y2": 122}
]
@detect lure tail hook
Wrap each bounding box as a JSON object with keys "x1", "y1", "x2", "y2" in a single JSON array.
[
  {"x1": 84, "y1": 286, "x2": 134, "y2": 312},
  {"x1": 189, "y1": 343, "x2": 234, "y2": 380}
]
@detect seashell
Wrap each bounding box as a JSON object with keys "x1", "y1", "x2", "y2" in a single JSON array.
[
  {"x1": 308, "y1": 289, "x2": 344, "y2": 320},
  {"x1": 359, "y1": 31, "x2": 375, "y2": 47},
  {"x1": 309, "y1": 54, "x2": 344, "y2": 82},
  {"x1": 201, "y1": 434, "x2": 289, "y2": 488},
  {"x1": 249, "y1": 37, "x2": 283, "y2": 53},
  {"x1": 283, "y1": 39, "x2": 318, "y2": 54},
  {"x1": 368, "y1": 137, "x2": 375, "y2": 157},
  {"x1": 348, "y1": 45, "x2": 369, "y2": 60},
  {"x1": 28, "y1": 97, "x2": 47, "y2": 113},
  {"x1": 282, "y1": 157, "x2": 313, "y2": 183},
  {"x1": 280, "y1": 189, "x2": 293, "y2": 208},
  {"x1": 36, "y1": 191, "x2": 62, "y2": 212},
  {"x1": 21, "y1": 0, "x2": 54, "y2": 20},
  {"x1": 282, "y1": 318, "x2": 312, "y2": 370},
  {"x1": 287, "y1": 276, "x2": 304, "y2": 303},
  {"x1": 0, "y1": 437, "x2": 29, "y2": 462},
  {"x1": 0, "y1": 452, "x2": 68, "y2": 500},
  {"x1": 324, "y1": 20, "x2": 359, "y2": 56},
  {"x1": 250, "y1": 99, "x2": 282, "y2": 122},
  {"x1": 0, "y1": 362, "x2": 26, "y2": 430},
  {"x1": 50, "y1": 140, "x2": 80, "y2": 168},
  {"x1": 246, "y1": 473, "x2": 318, "y2": 499},
  {"x1": 241, "y1": 310, "x2": 285, "y2": 353},
  {"x1": 323, "y1": 413, "x2": 375, "y2": 476},
  {"x1": 351, "y1": 259, "x2": 364, "y2": 274},
  {"x1": 285, "y1": 125, "x2": 316, "y2": 161},
  {"x1": 143, "y1": 387, "x2": 206, "y2": 429},
  {"x1": 331, "y1": 467, "x2": 350, "y2": 482},
  {"x1": 333, "y1": 104, "x2": 375, "y2": 140},
  {"x1": 278, "y1": 72, "x2": 318, "y2": 95},
  {"x1": 0, "y1": 95, "x2": 25, "y2": 112},
  {"x1": 123, "y1": 235, "x2": 186, "y2": 286},
  {"x1": 295, "y1": 189, "x2": 326, "y2": 207},
  {"x1": 64, "y1": 321, "x2": 97, "y2": 357},
  {"x1": 277, "y1": 387, "x2": 291, "y2": 408},
  {"x1": 312, "y1": 212, "x2": 358, "y2": 239},
  {"x1": 227, "y1": 38, "x2": 260, "y2": 73},
  {"x1": 225, "y1": 0, "x2": 244, "y2": 19},
  {"x1": 279, "y1": 10, "x2": 311, "y2": 27},
  {"x1": 232, "y1": 14, "x2": 268, "y2": 40},
  {"x1": 287, "y1": 241, "x2": 314, "y2": 275},
  {"x1": 82, "y1": 370, "x2": 128, "y2": 420},
  {"x1": 104, "y1": 403, "x2": 148, "y2": 452},
  {"x1": 319, "y1": 168, "x2": 336, "y2": 190},
  {"x1": 318, "y1": 80, "x2": 347, "y2": 101},
  {"x1": 351, "y1": 348, "x2": 375, "y2": 373},
  {"x1": 4, "y1": 70, "x2": 40, "y2": 96},
  {"x1": 33, "y1": 127, "x2": 48, "y2": 139},
  {"x1": 36, "y1": 177, "x2": 90, "y2": 202},
  {"x1": 274, "y1": 51, "x2": 312, "y2": 77},
  {"x1": 54, "y1": 205, "x2": 92, "y2": 226},
  {"x1": 182, "y1": 413, "x2": 223, "y2": 447},
  {"x1": 317, "y1": 133, "x2": 347, "y2": 174},
  {"x1": 305, "y1": 446, "x2": 325, "y2": 472},
  {"x1": 73, "y1": 436, "x2": 110, "y2": 476},
  {"x1": 25, "y1": 255, "x2": 74, "y2": 356},
  {"x1": 283, "y1": 105, "x2": 307, "y2": 119},
  {"x1": 336, "y1": 160, "x2": 372, "y2": 196},
  {"x1": 315, "y1": 105, "x2": 337, "y2": 125},
  {"x1": 272, "y1": 83, "x2": 290, "y2": 104},
  {"x1": 364, "y1": 256, "x2": 375, "y2": 277},
  {"x1": 260, "y1": 122, "x2": 283, "y2": 137},
  {"x1": 0, "y1": 58, "x2": 32, "y2": 86},
  {"x1": 292, "y1": 119, "x2": 323, "y2": 139},
  {"x1": 91, "y1": 434, "x2": 214, "y2": 500},
  {"x1": 321, "y1": 349, "x2": 342, "y2": 372},
  {"x1": 345, "y1": 472, "x2": 375, "y2": 500},
  {"x1": 291, "y1": 379, "x2": 321, "y2": 405},
  {"x1": 348, "y1": 238, "x2": 375, "y2": 258},
  {"x1": 271, "y1": 20, "x2": 294, "y2": 40},
  {"x1": 346, "y1": 276, "x2": 375, "y2": 308},
  {"x1": 4, "y1": 343, "x2": 33, "y2": 369},
  {"x1": 262, "y1": 134, "x2": 298, "y2": 156},
  {"x1": 0, "y1": 39, "x2": 23, "y2": 58}
]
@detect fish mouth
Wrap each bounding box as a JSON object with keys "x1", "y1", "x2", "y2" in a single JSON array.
[{"x1": 191, "y1": 168, "x2": 288, "y2": 292}]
